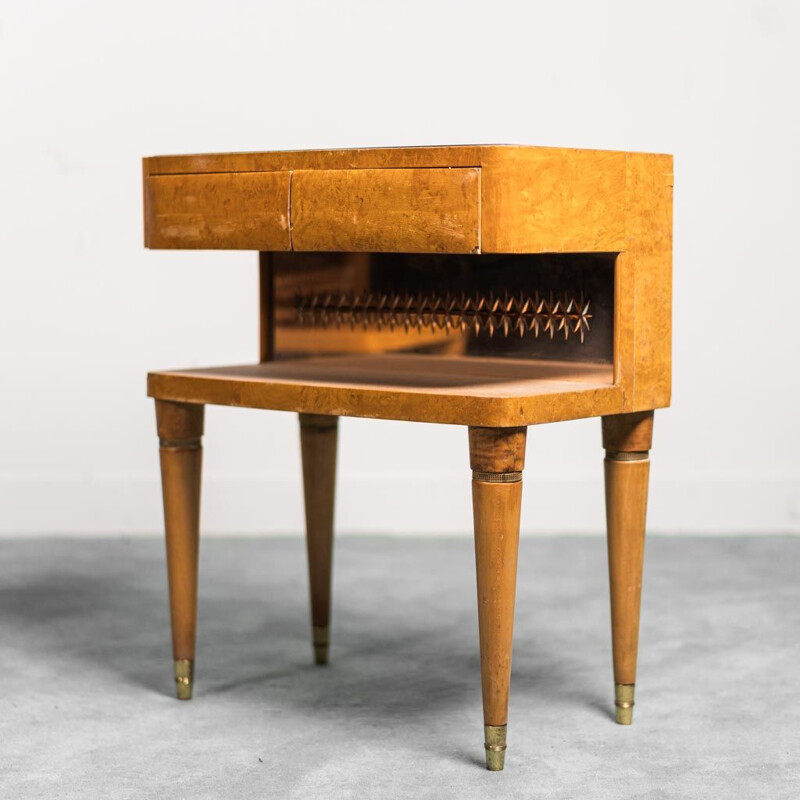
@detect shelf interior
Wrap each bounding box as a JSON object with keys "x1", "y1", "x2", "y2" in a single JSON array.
[{"x1": 155, "y1": 354, "x2": 614, "y2": 398}]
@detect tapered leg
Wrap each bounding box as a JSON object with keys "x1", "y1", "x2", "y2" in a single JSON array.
[
  {"x1": 469, "y1": 426, "x2": 526, "y2": 771},
  {"x1": 299, "y1": 413, "x2": 338, "y2": 665},
  {"x1": 155, "y1": 400, "x2": 204, "y2": 700},
  {"x1": 602, "y1": 411, "x2": 654, "y2": 724}
]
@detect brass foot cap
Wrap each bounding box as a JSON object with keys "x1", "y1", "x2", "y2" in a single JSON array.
[
  {"x1": 312, "y1": 626, "x2": 329, "y2": 666},
  {"x1": 174, "y1": 659, "x2": 194, "y2": 701},
  {"x1": 615, "y1": 683, "x2": 635, "y2": 725},
  {"x1": 313, "y1": 643, "x2": 329, "y2": 665},
  {"x1": 484, "y1": 724, "x2": 507, "y2": 771}
]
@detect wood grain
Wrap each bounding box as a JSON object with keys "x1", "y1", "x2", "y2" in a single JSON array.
[
  {"x1": 147, "y1": 355, "x2": 620, "y2": 427},
  {"x1": 155, "y1": 400, "x2": 204, "y2": 663},
  {"x1": 605, "y1": 458, "x2": 650, "y2": 685},
  {"x1": 299, "y1": 414, "x2": 338, "y2": 665},
  {"x1": 603, "y1": 412, "x2": 653, "y2": 688},
  {"x1": 143, "y1": 144, "x2": 656, "y2": 178},
  {"x1": 602, "y1": 411, "x2": 654, "y2": 453},
  {"x1": 470, "y1": 427, "x2": 526, "y2": 732},
  {"x1": 143, "y1": 145, "x2": 670, "y2": 256},
  {"x1": 145, "y1": 171, "x2": 291, "y2": 250},
  {"x1": 291, "y1": 168, "x2": 480, "y2": 253},
  {"x1": 625, "y1": 153, "x2": 673, "y2": 410},
  {"x1": 469, "y1": 427, "x2": 527, "y2": 472},
  {"x1": 480, "y1": 147, "x2": 627, "y2": 253},
  {"x1": 144, "y1": 145, "x2": 488, "y2": 176}
]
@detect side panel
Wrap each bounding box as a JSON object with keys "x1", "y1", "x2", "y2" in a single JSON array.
[
  {"x1": 626, "y1": 153, "x2": 674, "y2": 410},
  {"x1": 481, "y1": 148, "x2": 628, "y2": 253}
]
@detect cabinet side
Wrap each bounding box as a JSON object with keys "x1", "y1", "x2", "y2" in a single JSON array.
[
  {"x1": 625, "y1": 152, "x2": 674, "y2": 410},
  {"x1": 480, "y1": 147, "x2": 628, "y2": 254}
]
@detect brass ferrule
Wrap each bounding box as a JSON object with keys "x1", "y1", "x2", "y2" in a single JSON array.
[
  {"x1": 484, "y1": 724, "x2": 507, "y2": 771},
  {"x1": 605, "y1": 451, "x2": 649, "y2": 462},
  {"x1": 174, "y1": 659, "x2": 194, "y2": 701},
  {"x1": 312, "y1": 625, "x2": 330, "y2": 645},
  {"x1": 615, "y1": 683, "x2": 635, "y2": 725},
  {"x1": 312, "y1": 625, "x2": 330, "y2": 665},
  {"x1": 472, "y1": 471, "x2": 522, "y2": 484}
]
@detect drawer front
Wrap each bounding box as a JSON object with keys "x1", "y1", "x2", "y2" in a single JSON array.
[
  {"x1": 291, "y1": 167, "x2": 480, "y2": 253},
  {"x1": 145, "y1": 171, "x2": 291, "y2": 250}
]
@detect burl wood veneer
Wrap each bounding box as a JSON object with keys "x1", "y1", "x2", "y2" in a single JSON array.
[{"x1": 144, "y1": 145, "x2": 673, "y2": 771}]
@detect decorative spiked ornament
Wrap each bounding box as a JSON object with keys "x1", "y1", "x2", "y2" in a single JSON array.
[{"x1": 296, "y1": 290, "x2": 592, "y2": 342}]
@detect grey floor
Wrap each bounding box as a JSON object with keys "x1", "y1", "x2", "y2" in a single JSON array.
[{"x1": 1, "y1": 536, "x2": 798, "y2": 799}]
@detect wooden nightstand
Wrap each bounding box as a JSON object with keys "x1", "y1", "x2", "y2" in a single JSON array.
[{"x1": 143, "y1": 145, "x2": 673, "y2": 771}]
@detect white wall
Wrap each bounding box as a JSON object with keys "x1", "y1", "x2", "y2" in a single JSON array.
[{"x1": 1, "y1": 0, "x2": 797, "y2": 536}]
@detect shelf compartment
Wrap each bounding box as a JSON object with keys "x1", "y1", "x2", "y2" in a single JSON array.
[{"x1": 272, "y1": 251, "x2": 615, "y2": 365}]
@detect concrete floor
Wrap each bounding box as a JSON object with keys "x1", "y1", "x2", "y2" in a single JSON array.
[{"x1": 0, "y1": 536, "x2": 798, "y2": 799}]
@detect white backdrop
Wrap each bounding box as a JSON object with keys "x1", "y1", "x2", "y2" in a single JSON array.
[{"x1": 1, "y1": 0, "x2": 797, "y2": 535}]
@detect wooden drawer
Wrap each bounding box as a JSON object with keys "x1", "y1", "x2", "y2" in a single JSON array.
[
  {"x1": 291, "y1": 167, "x2": 480, "y2": 253},
  {"x1": 145, "y1": 171, "x2": 291, "y2": 250}
]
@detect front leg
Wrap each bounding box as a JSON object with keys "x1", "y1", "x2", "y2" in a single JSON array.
[
  {"x1": 155, "y1": 399, "x2": 204, "y2": 700},
  {"x1": 299, "y1": 413, "x2": 338, "y2": 665},
  {"x1": 602, "y1": 411, "x2": 654, "y2": 724},
  {"x1": 469, "y1": 426, "x2": 526, "y2": 771}
]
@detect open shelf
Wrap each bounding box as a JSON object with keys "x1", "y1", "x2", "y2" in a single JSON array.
[{"x1": 148, "y1": 354, "x2": 622, "y2": 427}]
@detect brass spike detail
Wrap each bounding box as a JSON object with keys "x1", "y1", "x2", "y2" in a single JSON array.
[{"x1": 295, "y1": 291, "x2": 591, "y2": 341}]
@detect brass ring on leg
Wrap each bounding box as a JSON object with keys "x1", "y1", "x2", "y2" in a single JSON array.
[{"x1": 472, "y1": 471, "x2": 522, "y2": 484}]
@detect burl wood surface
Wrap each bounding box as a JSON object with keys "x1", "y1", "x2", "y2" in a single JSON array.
[
  {"x1": 479, "y1": 148, "x2": 627, "y2": 253},
  {"x1": 145, "y1": 171, "x2": 291, "y2": 250},
  {"x1": 468, "y1": 427, "x2": 527, "y2": 472},
  {"x1": 291, "y1": 168, "x2": 480, "y2": 253},
  {"x1": 143, "y1": 144, "x2": 670, "y2": 256},
  {"x1": 623, "y1": 154, "x2": 673, "y2": 410},
  {"x1": 148, "y1": 356, "x2": 618, "y2": 427},
  {"x1": 602, "y1": 411, "x2": 655, "y2": 453}
]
